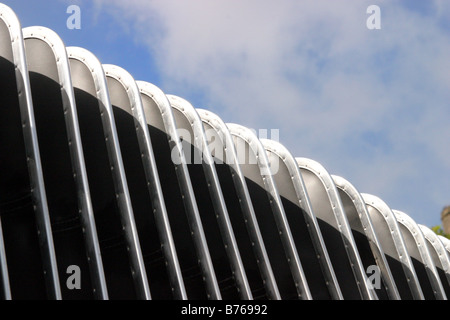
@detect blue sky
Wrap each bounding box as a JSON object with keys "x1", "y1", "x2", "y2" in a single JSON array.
[{"x1": 3, "y1": 0, "x2": 449, "y2": 229}]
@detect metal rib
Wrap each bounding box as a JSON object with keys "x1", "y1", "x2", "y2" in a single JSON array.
[
  {"x1": 228, "y1": 124, "x2": 312, "y2": 300},
  {"x1": 24, "y1": 25, "x2": 93, "y2": 300},
  {"x1": 393, "y1": 210, "x2": 446, "y2": 300},
  {"x1": 261, "y1": 139, "x2": 342, "y2": 300},
  {"x1": 133, "y1": 83, "x2": 217, "y2": 300},
  {"x1": 67, "y1": 46, "x2": 138, "y2": 300},
  {"x1": 439, "y1": 236, "x2": 450, "y2": 258},
  {"x1": 137, "y1": 81, "x2": 194, "y2": 300},
  {"x1": 419, "y1": 224, "x2": 450, "y2": 297},
  {"x1": 332, "y1": 175, "x2": 400, "y2": 300},
  {"x1": 296, "y1": 157, "x2": 374, "y2": 300},
  {"x1": 103, "y1": 64, "x2": 151, "y2": 300},
  {"x1": 168, "y1": 95, "x2": 251, "y2": 300},
  {"x1": 362, "y1": 193, "x2": 424, "y2": 300},
  {"x1": 198, "y1": 109, "x2": 280, "y2": 300}
]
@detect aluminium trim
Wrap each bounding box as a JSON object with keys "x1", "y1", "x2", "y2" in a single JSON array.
[
  {"x1": 197, "y1": 109, "x2": 280, "y2": 300},
  {"x1": 296, "y1": 157, "x2": 374, "y2": 300},
  {"x1": 100, "y1": 72, "x2": 185, "y2": 300},
  {"x1": 419, "y1": 224, "x2": 450, "y2": 292},
  {"x1": 227, "y1": 123, "x2": 312, "y2": 300},
  {"x1": 23, "y1": 25, "x2": 93, "y2": 300},
  {"x1": 394, "y1": 210, "x2": 446, "y2": 299},
  {"x1": 439, "y1": 236, "x2": 450, "y2": 259},
  {"x1": 0, "y1": 4, "x2": 28, "y2": 300},
  {"x1": 261, "y1": 139, "x2": 342, "y2": 300},
  {"x1": 0, "y1": 217, "x2": 8, "y2": 299},
  {"x1": 332, "y1": 175, "x2": 400, "y2": 300},
  {"x1": 168, "y1": 95, "x2": 251, "y2": 300},
  {"x1": 138, "y1": 80, "x2": 212, "y2": 300},
  {"x1": 438, "y1": 236, "x2": 450, "y2": 261},
  {"x1": 362, "y1": 193, "x2": 424, "y2": 300},
  {"x1": 102, "y1": 64, "x2": 153, "y2": 300},
  {"x1": 440, "y1": 236, "x2": 450, "y2": 255},
  {"x1": 65, "y1": 46, "x2": 113, "y2": 300},
  {"x1": 136, "y1": 82, "x2": 217, "y2": 300}
]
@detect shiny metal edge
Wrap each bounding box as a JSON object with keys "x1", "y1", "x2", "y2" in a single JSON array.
[
  {"x1": 197, "y1": 108, "x2": 280, "y2": 300},
  {"x1": 332, "y1": 175, "x2": 400, "y2": 300},
  {"x1": 0, "y1": 3, "x2": 26, "y2": 300},
  {"x1": 23, "y1": 25, "x2": 89, "y2": 300},
  {"x1": 361, "y1": 193, "x2": 424, "y2": 299},
  {"x1": 136, "y1": 83, "x2": 218, "y2": 300},
  {"x1": 438, "y1": 236, "x2": 450, "y2": 259},
  {"x1": 67, "y1": 45, "x2": 140, "y2": 300},
  {"x1": 295, "y1": 157, "x2": 373, "y2": 300},
  {"x1": 227, "y1": 123, "x2": 312, "y2": 300},
  {"x1": 261, "y1": 139, "x2": 343, "y2": 300},
  {"x1": 393, "y1": 210, "x2": 446, "y2": 300},
  {"x1": 168, "y1": 95, "x2": 251, "y2": 300},
  {"x1": 137, "y1": 81, "x2": 196, "y2": 300},
  {"x1": 106, "y1": 73, "x2": 184, "y2": 300},
  {"x1": 102, "y1": 64, "x2": 152, "y2": 300},
  {"x1": 419, "y1": 224, "x2": 450, "y2": 289}
]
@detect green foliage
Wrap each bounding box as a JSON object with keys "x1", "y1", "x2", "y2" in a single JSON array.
[{"x1": 431, "y1": 225, "x2": 450, "y2": 239}]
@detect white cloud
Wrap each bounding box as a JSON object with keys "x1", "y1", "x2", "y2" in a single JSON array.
[{"x1": 92, "y1": 0, "x2": 450, "y2": 227}]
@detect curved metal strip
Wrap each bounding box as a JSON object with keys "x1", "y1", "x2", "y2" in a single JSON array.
[
  {"x1": 134, "y1": 82, "x2": 187, "y2": 300},
  {"x1": 136, "y1": 82, "x2": 213, "y2": 300},
  {"x1": 0, "y1": 4, "x2": 32, "y2": 300},
  {"x1": 69, "y1": 51, "x2": 139, "y2": 299},
  {"x1": 1, "y1": 6, "x2": 68, "y2": 300},
  {"x1": 102, "y1": 64, "x2": 152, "y2": 299},
  {"x1": 227, "y1": 123, "x2": 312, "y2": 300},
  {"x1": 332, "y1": 175, "x2": 400, "y2": 300},
  {"x1": 24, "y1": 25, "x2": 97, "y2": 300},
  {"x1": 438, "y1": 236, "x2": 450, "y2": 259},
  {"x1": 65, "y1": 46, "x2": 113, "y2": 299},
  {"x1": 138, "y1": 81, "x2": 217, "y2": 300},
  {"x1": 98, "y1": 72, "x2": 184, "y2": 300},
  {"x1": 296, "y1": 158, "x2": 373, "y2": 300},
  {"x1": 168, "y1": 95, "x2": 251, "y2": 300},
  {"x1": 0, "y1": 218, "x2": 8, "y2": 299},
  {"x1": 362, "y1": 193, "x2": 424, "y2": 300},
  {"x1": 419, "y1": 224, "x2": 450, "y2": 297},
  {"x1": 393, "y1": 210, "x2": 446, "y2": 299},
  {"x1": 197, "y1": 109, "x2": 280, "y2": 300},
  {"x1": 261, "y1": 139, "x2": 342, "y2": 300}
]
